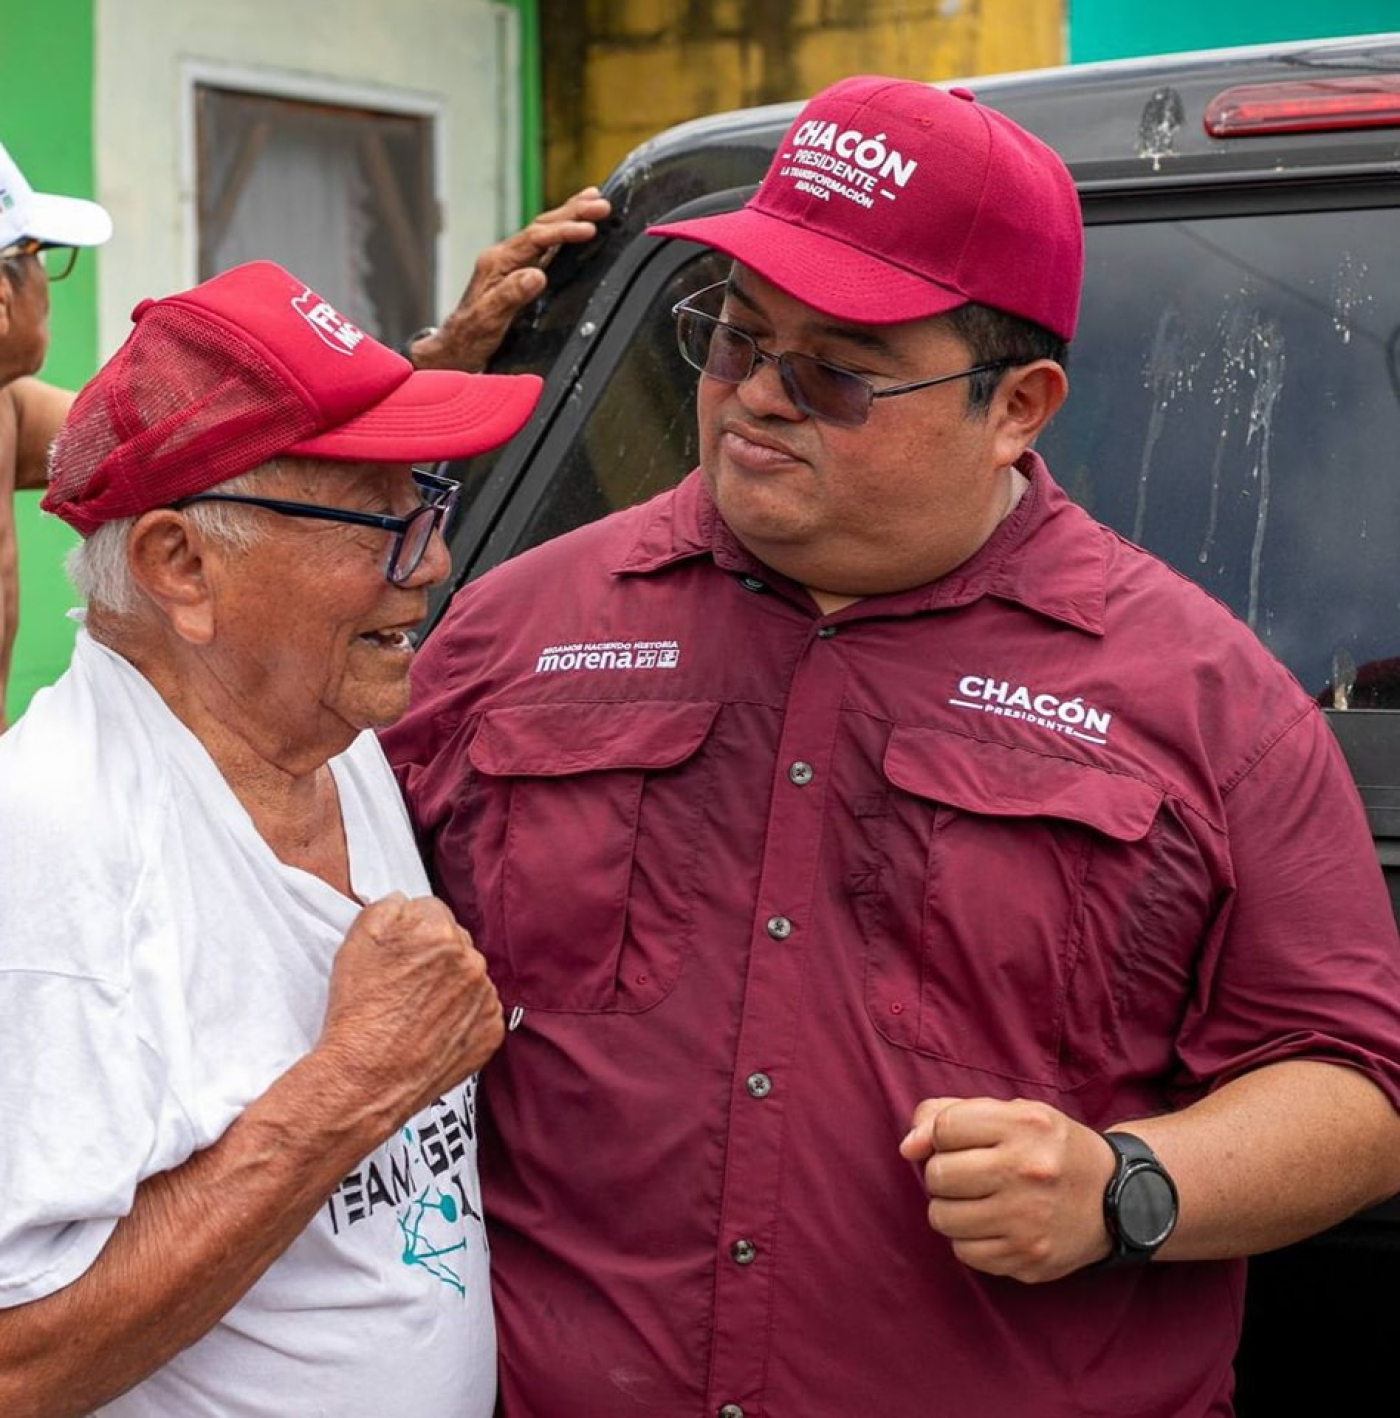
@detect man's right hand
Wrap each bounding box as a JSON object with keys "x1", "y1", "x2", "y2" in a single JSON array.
[
  {"x1": 409, "y1": 185, "x2": 612, "y2": 373},
  {"x1": 317, "y1": 893, "x2": 504, "y2": 1131}
]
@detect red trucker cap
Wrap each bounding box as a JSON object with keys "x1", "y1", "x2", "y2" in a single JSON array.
[
  {"x1": 44, "y1": 260, "x2": 543, "y2": 535},
  {"x1": 649, "y1": 77, "x2": 1083, "y2": 340}
]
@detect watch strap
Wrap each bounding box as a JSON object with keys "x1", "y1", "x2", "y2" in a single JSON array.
[{"x1": 1099, "y1": 1130, "x2": 1178, "y2": 1269}]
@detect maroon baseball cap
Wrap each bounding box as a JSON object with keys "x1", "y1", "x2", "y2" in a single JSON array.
[
  {"x1": 44, "y1": 260, "x2": 543, "y2": 536},
  {"x1": 649, "y1": 77, "x2": 1083, "y2": 340}
]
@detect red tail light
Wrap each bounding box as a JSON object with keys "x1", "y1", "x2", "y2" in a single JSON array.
[{"x1": 1205, "y1": 75, "x2": 1400, "y2": 137}]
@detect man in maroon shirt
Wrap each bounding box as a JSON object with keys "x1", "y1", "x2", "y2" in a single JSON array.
[{"x1": 383, "y1": 77, "x2": 1400, "y2": 1417}]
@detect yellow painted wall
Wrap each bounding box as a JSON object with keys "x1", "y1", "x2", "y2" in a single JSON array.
[{"x1": 540, "y1": 0, "x2": 1065, "y2": 201}]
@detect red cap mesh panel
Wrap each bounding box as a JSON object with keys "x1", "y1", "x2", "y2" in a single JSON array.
[{"x1": 45, "y1": 305, "x2": 321, "y2": 535}]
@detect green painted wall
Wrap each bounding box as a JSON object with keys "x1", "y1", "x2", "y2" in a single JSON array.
[
  {"x1": 503, "y1": 0, "x2": 544, "y2": 220},
  {"x1": 1069, "y1": 0, "x2": 1400, "y2": 62},
  {"x1": 2, "y1": 0, "x2": 97, "y2": 722}
]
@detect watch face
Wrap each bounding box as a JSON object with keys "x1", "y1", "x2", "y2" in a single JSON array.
[{"x1": 1119, "y1": 1167, "x2": 1177, "y2": 1249}]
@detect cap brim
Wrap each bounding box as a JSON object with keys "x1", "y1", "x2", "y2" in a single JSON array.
[
  {"x1": 649, "y1": 207, "x2": 968, "y2": 326},
  {"x1": 24, "y1": 192, "x2": 113, "y2": 249},
  {"x1": 286, "y1": 368, "x2": 543, "y2": 462}
]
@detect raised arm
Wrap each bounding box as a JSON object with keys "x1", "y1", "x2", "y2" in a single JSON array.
[{"x1": 407, "y1": 186, "x2": 611, "y2": 373}]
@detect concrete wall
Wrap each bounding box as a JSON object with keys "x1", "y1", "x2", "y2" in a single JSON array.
[{"x1": 539, "y1": 0, "x2": 1065, "y2": 201}]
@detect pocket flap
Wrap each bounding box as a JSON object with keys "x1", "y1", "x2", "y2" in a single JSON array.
[
  {"x1": 884, "y1": 727, "x2": 1161, "y2": 842},
  {"x1": 469, "y1": 700, "x2": 719, "y2": 777}
]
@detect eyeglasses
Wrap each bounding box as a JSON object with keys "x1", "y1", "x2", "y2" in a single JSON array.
[
  {"x1": 172, "y1": 467, "x2": 461, "y2": 585},
  {"x1": 672, "y1": 281, "x2": 1012, "y2": 428},
  {"x1": 0, "y1": 238, "x2": 79, "y2": 281}
]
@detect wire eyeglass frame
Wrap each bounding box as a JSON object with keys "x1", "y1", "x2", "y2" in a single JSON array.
[{"x1": 672, "y1": 280, "x2": 1012, "y2": 428}]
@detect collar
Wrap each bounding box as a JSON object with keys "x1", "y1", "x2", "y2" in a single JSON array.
[{"x1": 609, "y1": 454, "x2": 1108, "y2": 637}]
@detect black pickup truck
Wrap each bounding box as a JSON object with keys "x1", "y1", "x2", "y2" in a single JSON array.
[{"x1": 436, "y1": 33, "x2": 1400, "y2": 1412}]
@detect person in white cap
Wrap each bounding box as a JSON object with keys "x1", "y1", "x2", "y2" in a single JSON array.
[
  {"x1": 0, "y1": 140, "x2": 112, "y2": 730},
  {"x1": 0, "y1": 259, "x2": 544, "y2": 1417},
  {"x1": 384, "y1": 76, "x2": 1400, "y2": 1418}
]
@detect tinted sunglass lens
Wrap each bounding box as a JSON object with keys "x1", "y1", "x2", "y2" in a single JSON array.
[
  {"x1": 675, "y1": 305, "x2": 873, "y2": 426},
  {"x1": 784, "y1": 354, "x2": 871, "y2": 427},
  {"x1": 679, "y1": 312, "x2": 751, "y2": 384},
  {"x1": 676, "y1": 312, "x2": 706, "y2": 374},
  {"x1": 706, "y1": 321, "x2": 758, "y2": 382}
]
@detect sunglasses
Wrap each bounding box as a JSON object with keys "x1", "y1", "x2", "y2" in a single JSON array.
[
  {"x1": 0, "y1": 238, "x2": 79, "y2": 281},
  {"x1": 172, "y1": 467, "x2": 461, "y2": 585},
  {"x1": 672, "y1": 281, "x2": 1012, "y2": 428}
]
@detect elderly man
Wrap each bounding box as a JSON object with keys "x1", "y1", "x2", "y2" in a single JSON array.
[
  {"x1": 383, "y1": 78, "x2": 1400, "y2": 1417},
  {"x1": 0, "y1": 260, "x2": 542, "y2": 1417},
  {"x1": 0, "y1": 140, "x2": 112, "y2": 730}
]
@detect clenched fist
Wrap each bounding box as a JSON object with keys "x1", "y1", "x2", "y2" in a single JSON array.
[
  {"x1": 899, "y1": 1096, "x2": 1118, "y2": 1282},
  {"x1": 314, "y1": 892, "x2": 504, "y2": 1138}
]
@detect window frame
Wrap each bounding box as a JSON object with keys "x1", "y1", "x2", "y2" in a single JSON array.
[{"x1": 181, "y1": 60, "x2": 449, "y2": 337}]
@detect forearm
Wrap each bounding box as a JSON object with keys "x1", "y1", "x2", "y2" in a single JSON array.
[
  {"x1": 0, "y1": 1046, "x2": 399, "y2": 1418},
  {"x1": 1, "y1": 530, "x2": 15, "y2": 733},
  {"x1": 1126, "y1": 1059, "x2": 1400, "y2": 1261}
]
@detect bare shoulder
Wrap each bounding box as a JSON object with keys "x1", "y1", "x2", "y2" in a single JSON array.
[{"x1": 8, "y1": 377, "x2": 75, "y2": 491}]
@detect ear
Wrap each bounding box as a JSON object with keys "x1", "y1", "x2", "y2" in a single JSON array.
[
  {"x1": 126, "y1": 510, "x2": 218, "y2": 644},
  {"x1": 988, "y1": 359, "x2": 1069, "y2": 468},
  {"x1": 0, "y1": 267, "x2": 12, "y2": 338}
]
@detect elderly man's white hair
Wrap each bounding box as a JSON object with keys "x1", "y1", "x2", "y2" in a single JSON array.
[{"x1": 65, "y1": 465, "x2": 273, "y2": 615}]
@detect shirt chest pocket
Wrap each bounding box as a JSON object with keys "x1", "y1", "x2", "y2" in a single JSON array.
[
  {"x1": 862, "y1": 729, "x2": 1165, "y2": 1088},
  {"x1": 467, "y1": 699, "x2": 719, "y2": 1013}
]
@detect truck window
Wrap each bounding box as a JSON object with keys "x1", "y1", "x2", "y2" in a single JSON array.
[
  {"x1": 507, "y1": 250, "x2": 727, "y2": 552},
  {"x1": 496, "y1": 198, "x2": 1400, "y2": 710},
  {"x1": 1040, "y1": 200, "x2": 1400, "y2": 710}
]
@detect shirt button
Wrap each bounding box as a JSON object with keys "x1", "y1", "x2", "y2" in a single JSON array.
[
  {"x1": 765, "y1": 915, "x2": 793, "y2": 940},
  {"x1": 719, "y1": 1407, "x2": 745, "y2": 1418},
  {"x1": 788, "y1": 760, "x2": 814, "y2": 786},
  {"x1": 739, "y1": 575, "x2": 767, "y2": 592},
  {"x1": 746, "y1": 1071, "x2": 773, "y2": 1098},
  {"x1": 816, "y1": 624, "x2": 838, "y2": 638},
  {"x1": 730, "y1": 1238, "x2": 757, "y2": 1265}
]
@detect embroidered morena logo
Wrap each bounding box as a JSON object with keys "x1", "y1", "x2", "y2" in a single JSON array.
[
  {"x1": 950, "y1": 674, "x2": 1113, "y2": 745},
  {"x1": 774, "y1": 118, "x2": 919, "y2": 210},
  {"x1": 291, "y1": 286, "x2": 365, "y2": 355},
  {"x1": 534, "y1": 639, "x2": 680, "y2": 674}
]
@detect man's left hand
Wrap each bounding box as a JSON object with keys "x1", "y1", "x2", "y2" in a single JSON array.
[{"x1": 899, "y1": 1095, "x2": 1116, "y2": 1282}]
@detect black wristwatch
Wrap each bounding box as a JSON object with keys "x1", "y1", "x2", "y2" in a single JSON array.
[{"x1": 1099, "y1": 1131, "x2": 1178, "y2": 1267}]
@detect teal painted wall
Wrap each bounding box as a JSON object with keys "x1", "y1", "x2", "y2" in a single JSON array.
[
  {"x1": 1070, "y1": 0, "x2": 1400, "y2": 61},
  {"x1": 1, "y1": 0, "x2": 97, "y2": 722}
]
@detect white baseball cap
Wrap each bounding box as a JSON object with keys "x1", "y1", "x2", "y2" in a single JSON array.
[{"x1": 0, "y1": 142, "x2": 112, "y2": 253}]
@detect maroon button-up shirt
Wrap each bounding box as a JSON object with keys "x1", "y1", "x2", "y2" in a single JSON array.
[{"x1": 384, "y1": 457, "x2": 1400, "y2": 1418}]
